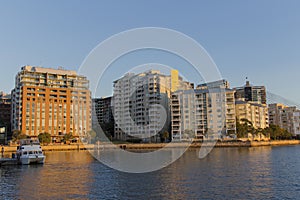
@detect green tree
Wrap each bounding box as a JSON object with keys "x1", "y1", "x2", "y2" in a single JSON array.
[
  {"x1": 38, "y1": 132, "x2": 51, "y2": 144},
  {"x1": 63, "y1": 133, "x2": 73, "y2": 143},
  {"x1": 236, "y1": 120, "x2": 247, "y2": 138},
  {"x1": 12, "y1": 130, "x2": 28, "y2": 142},
  {"x1": 236, "y1": 118, "x2": 255, "y2": 139},
  {"x1": 264, "y1": 124, "x2": 293, "y2": 140},
  {"x1": 160, "y1": 131, "x2": 169, "y2": 143}
]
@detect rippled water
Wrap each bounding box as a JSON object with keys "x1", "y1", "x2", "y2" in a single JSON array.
[{"x1": 1, "y1": 146, "x2": 300, "y2": 199}]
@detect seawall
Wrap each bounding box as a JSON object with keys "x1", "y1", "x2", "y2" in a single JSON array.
[{"x1": 2, "y1": 140, "x2": 300, "y2": 153}]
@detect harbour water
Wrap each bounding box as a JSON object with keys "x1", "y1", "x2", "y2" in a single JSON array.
[{"x1": 1, "y1": 145, "x2": 300, "y2": 199}]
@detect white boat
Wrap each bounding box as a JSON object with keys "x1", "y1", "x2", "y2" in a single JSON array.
[{"x1": 16, "y1": 139, "x2": 46, "y2": 165}]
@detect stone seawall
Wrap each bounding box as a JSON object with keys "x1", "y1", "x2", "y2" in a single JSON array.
[
  {"x1": 2, "y1": 140, "x2": 300, "y2": 153},
  {"x1": 112, "y1": 140, "x2": 300, "y2": 149},
  {"x1": 251, "y1": 140, "x2": 300, "y2": 147},
  {"x1": 2, "y1": 144, "x2": 95, "y2": 153}
]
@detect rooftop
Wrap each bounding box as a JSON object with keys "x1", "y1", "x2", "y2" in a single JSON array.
[{"x1": 21, "y1": 65, "x2": 77, "y2": 76}]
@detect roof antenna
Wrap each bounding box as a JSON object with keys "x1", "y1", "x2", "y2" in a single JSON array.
[{"x1": 245, "y1": 77, "x2": 250, "y2": 86}]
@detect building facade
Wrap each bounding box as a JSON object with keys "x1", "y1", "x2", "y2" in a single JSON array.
[
  {"x1": 171, "y1": 80, "x2": 237, "y2": 141},
  {"x1": 198, "y1": 80, "x2": 236, "y2": 137},
  {"x1": 234, "y1": 81, "x2": 266, "y2": 105},
  {"x1": 268, "y1": 103, "x2": 286, "y2": 127},
  {"x1": 113, "y1": 70, "x2": 192, "y2": 142},
  {"x1": 225, "y1": 89, "x2": 236, "y2": 136},
  {"x1": 235, "y1": 99, "x2": 269, "y2": 129},
  {"x1": 171, "y1": 89, "x2": 207, "y2": 141},
  {"x1": 11, "y1": 66, "x2": 91, "y2": 141},
  {"x1": 92, "y1": 97, "x2": 114, "y2": 137},
  {"x1": 269, "y1": 103, "x2": 300, "y2": 135},
  {"x1": 0, "y1": 92, "x2": 11, "y2": 144}
]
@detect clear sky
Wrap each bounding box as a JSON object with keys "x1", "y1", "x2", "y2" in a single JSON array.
[{"x1": 0, "y1": 1, "x2": 300, "y2": 102}]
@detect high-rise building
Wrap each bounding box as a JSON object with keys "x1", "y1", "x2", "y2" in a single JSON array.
[
  {"x1": 197, "y1": 79, "x2": 230, "y2": 90},
  {"x1": 225, "y1": 89, "x2": 236, "y2": 136},
  {"x1": 268, "y1": 103, "x2": 286, "y2": 127},
  {"x1": 113, "y1": 69, "x2": 192, "y2": 142},
  {"x1": 0, "y1": 92, "x2": 11, "y2": 144},
  {"x1": 198, "y1": 80, "x2": 236, "y2": 137},
  {"x1": 92, "y1": 96, "x2": 114, "y2": 137},
  {"x1": 171, "y1": 80, "x2": 236, "y2": 141},
  {"x1": 268, "y1": 103, "x2": 300, "y2": 135},
  {"x1": 171, "y1": 89, "x2": 210, "y2": 141},
  {"x1": 11, "y1": 66, "x2": 91, "y2": 141},
  {"x1": 235, "y1": 100, "x2": 269, "y2": 129},
  {"x1": 234, "y1": 81, "x2": 266, "y2": 105}
]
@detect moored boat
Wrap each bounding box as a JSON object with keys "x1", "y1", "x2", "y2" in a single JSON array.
[{"x1": 16, "y1": 139, "x2": 46, "y2": 165}]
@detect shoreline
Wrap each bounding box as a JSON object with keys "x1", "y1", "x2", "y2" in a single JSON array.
[{"x1": 1, "y1": 140, "x2": 300, "y2": 153}]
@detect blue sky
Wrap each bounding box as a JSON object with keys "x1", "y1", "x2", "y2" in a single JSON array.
[{"x1": 0, "y1": 1, "x2": 300, "y2": 102}]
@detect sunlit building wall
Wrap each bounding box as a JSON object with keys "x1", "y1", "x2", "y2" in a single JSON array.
[
  {"x1": 171, "y1": 80, "x2": 236, "y2": 141},
  {"x1": 235, "y1": 99, "x2": 269, "y2": 129},
  {"x1": 113, "y1": 69, "x2": 192, "y2": 142},
  {"x1": 11, "y1": 66, "x2": 91, "y2": 140},
  {"x1": 234, "y1": 81, "x2": 266, "y2": 105},
  {"x1": 269, "y1": 103, "x2": 300, "y2": 135}
]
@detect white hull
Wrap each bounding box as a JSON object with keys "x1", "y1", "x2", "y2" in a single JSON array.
[
  {"x1": 19, "y1": 155, "x2": 46, "y2": 165},
  {"x1": 16, "y1": 139, "x2": 46, "y2": 165}
]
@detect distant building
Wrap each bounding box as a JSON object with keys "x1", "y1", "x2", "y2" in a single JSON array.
[
  {"x1": 113, "y1": 69, "x2": 192, "y2": 142},
  {"x1": 92, "y1": 97, "x2": 114, "y2": 138},
  {"x1": 234, "y1": 81, "x2": 266, "y2": 105},
  {"x1": 235, "y1": 99, "x2": 269, "y2": 129},
  {"x1": 197, "y1": 79, "x2": 230, "y2": 90},
  {"x1": 0, "y1": 92, "x2": 11, "y2": 144},
  {"x1": 197, "y1": 80, "x2": 236, "y2": 137},
  {"x1": 269, "y1": 103, "x2": 300, "y2": 135},
  {"x1": 171, "y1": 89, "x2": 207, "y2": 141},
  {"x1": 11, "y1": 66, "x2": 91, "y2": 141},
  {"x1": 225, "y1": 89, "x2": 237, "y2": 136},
  {"x1": 171, "y1": 80, "x2": 236, "y2": 141},
  {"x1": 268, "y1": 103, "x2": 286, "y2": 127}
]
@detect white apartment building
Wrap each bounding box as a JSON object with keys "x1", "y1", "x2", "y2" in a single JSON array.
[
  {"x1": 171, "y1": 80, "x2": 236, "y2": 141},
  {"x1": 113, "y1": 70, "x2": 192, "y2": 142},
  {"x1": 269, "y1": 103, "x2": 300, "y2": 135},
  {"x1": 235, "y1": 100, "x2": 269, "y2": 129}
]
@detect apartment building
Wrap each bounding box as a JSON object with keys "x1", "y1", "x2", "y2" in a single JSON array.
[
  {"x1": 198, "y1": 80, "x2": 236, "y2": 137},
  {"x1": 235, "y1": 99, "x2": 269, "y2": 129},
  {"x1": 11, "y1": 66, "x2": 91, "y2": 141},
  {"x1": 268, "y1": 103, "x2": 286, "y2": 127},
  {"x1": 234, "y1": 81, "x2": 266, "y2": 105},
  {"x1": 92, "y1": 96, "x2": 114, "y2": 137},
  {"x1": 225, "y1": 89, "x2": 236, "y2": 136},
  {"x1": 171, "y1": 89, "x2": 207, "y2": 141},
  {"x1": 0, "y1": 92, "x2": 11, "y2": 144},
  {"x1": 269, "y1": 103, "x2": 300, "y2": 135},
  {"x1": 113, "y1": 69, "x2": 192, "y2": 142},
  {"x1": 171, "y1": 80, "x2": 236, "y2": 141}
]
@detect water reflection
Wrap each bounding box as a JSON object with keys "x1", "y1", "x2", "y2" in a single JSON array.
[
  {"x1": 157, "y1": 147, "x2": 274, "y2": 199},
  {"x1": 1, "y1": 147, "x2": 300, "y2": 199},
  {"x1": 17, "y1": 151, "x2": 94, "y2": 200}
]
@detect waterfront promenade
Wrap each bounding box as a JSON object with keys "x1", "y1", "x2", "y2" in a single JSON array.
[{"x1": 2, "y1": 140, "x2": 300, "y2": 153}]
